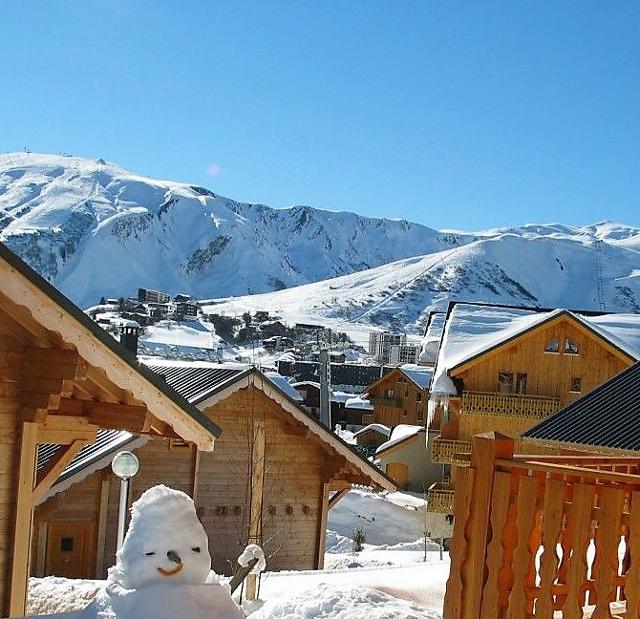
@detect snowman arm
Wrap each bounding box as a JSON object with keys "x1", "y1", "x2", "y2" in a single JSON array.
[{"x1": 228, "y1": 558, "x2": 259, "y2": 593}]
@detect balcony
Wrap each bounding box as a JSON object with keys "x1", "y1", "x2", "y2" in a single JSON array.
[
  {"x1": 431, "y1": 438, "x2": 471, "y2": 466},
  {"x1": 427, "y1": 482, "x2": 455, "y2": 514},
  {"x1": 461, "y1": 391, "x2": 560, "y2": 419},
  {"x1": 369, "y1": 397, "x2": 402, "y2": 408}
]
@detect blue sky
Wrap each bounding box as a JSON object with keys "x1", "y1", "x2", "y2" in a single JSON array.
[{"x1": 1, "y1": 1, "x2": 638, "y2": 230}]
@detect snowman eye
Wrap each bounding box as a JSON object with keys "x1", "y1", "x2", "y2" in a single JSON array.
[
  {"x1": 192, "y1": 547, "x2": 201, "y2": 553},
  {"x1": 145, "y1": 552, "x2": 156, "y2": 556}
]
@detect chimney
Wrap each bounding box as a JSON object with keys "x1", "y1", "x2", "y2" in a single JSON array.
[{"x1": 119, "y1": 325, "x2": 141, "y2": 357}]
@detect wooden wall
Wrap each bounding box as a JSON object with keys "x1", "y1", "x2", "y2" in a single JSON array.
[
  {"x1": 369, "y1": 371, "x2": 427, "y2": 427},
  {"x1": 35, "y1": 386, "x2": 332, "y2": 579},
  {"x1": 0, "y1": 328, "x2": 21, "y2": 612},
  {"x1": 453, "y1": 318, "x2": 629, "y2": 409}
]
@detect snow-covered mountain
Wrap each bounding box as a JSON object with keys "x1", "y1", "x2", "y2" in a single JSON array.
[
  {"x1": 0, "y1": 153, "x2": 471, "y2": 306},
  {"x1": 203, "y1": 221, "x2": 640, "y2": 338},
  {"x1": 2, "y1": 152, "x2": 640, "y2": 338}
]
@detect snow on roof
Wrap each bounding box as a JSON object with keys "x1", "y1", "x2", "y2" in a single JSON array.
[
  {"x1": 419, "y1": 311, "x2": 447, "y2": 364},
  {"x1": 353, "y1": 423, "x2": 391, "y2": 437},
  {"x1": 399, "y1": 364, "x2": 433, "y2": 389},
  {"x1": 264, "y1": 372, "x2": 304, "y2": 401},
  {"x1": 345, "y1": 397, "x2": 374, "y2": 411},
  {"x1": 376, "y1": 424, "x2": 423, "y2": 453},
  {"x1": 432, "y1": 303, "x2": 640, "y2": 396}
]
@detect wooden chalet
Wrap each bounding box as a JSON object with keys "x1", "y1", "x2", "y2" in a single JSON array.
[
  {"x1": 33, "y1": 360, "x2": 396, "y2": 582},
  {"x1": 0, "y1": 243, "x2": 221, "y2": 617},
  {"x1": 363, "y1": 364, "x2": 432, "y2": 427},
  {"x1": 427, "y1": 302, "x2": 640, "y2": 514}
]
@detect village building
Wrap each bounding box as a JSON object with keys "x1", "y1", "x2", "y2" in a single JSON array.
[
  {"x1": 0, "y1": 243, "x2": 220, "y2": 616},
  {"x1": 375, "y1": 425, "x2": 441, "y2": 492},
  {"x1": 343, "y1": 396, "x2": 374, "y2": 427},
  {"x1": 363, "y1": 364, "x2": 433, "y2": 428},
  {"x1": 427, "y1": 301, "x2": 640, "y2": 515},
  {"x1": 353, "y1": 423, "x2": 391, "y2": 455},
  {"x1": 33, "y1": 359, "x2": 395, "y2": 582}
]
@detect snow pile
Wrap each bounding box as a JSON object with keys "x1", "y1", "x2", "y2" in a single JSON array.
[
  {"x1": 264, "y1": 372, "x2": 304, "y2": 402},
  {"x1": 250, "y1": 583, "x2": 441, "y2": 618},
  {"x1": 28, "y1": 577, "x2": 101, "y2": 615},
  {"x1": 353, "y1": 423, "x2": 391, "y2": 438}
]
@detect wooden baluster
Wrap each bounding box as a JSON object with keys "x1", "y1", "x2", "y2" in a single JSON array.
[
  {"x1": 555, "y1": 484, "x2": 573, "y2": 611},
  {"x1": 590, "y1": 486, "x2": 624, "y2": 619},
  {"x1": 623, "y1": 490, "x2": 640, "y2": 617},
  {"x1": 507, "y1": 474, "x2": 540, "y2": 619},
  {"x1": 481, "y1": 471, "x2": 515, "y2": 619},
  {"x1": 563, "y1": 483, "x2": 596, "y2": 619},
  {"x1": 444, "y1": 466, "x2": 475, "y2": 619},
  {"x1": 535, "y1": 477, "x2": 566, "y2": 619}
]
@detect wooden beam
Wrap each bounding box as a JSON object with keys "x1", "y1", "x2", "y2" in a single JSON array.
[
  {"x1": 88, "y1": 402, "x2": 149, "y2": 432},
  {"x1": 33, "y1": 439, "x2": 86, "y2": 503},
  {"x1": 328, "y1": 488, "x2": 349, "y2": 510},
  {"x1": 95, "y1": 476, "x2": 110, "y2": 578},
  {"x1": 37, "y1": 415, "x2": 98, "y2": 445},
  {"x1": 9, "y1": 422, "x2": 38, "y2": 617},
  {"x1": 315, "y1": 482, "x2": 330, "y2": 570},
  {"x1": 245, "y1": 420, "x2": 265, "y2": 601},
  {"x1": 0, "y1": 293, "x2": 53, "y2": 347}
]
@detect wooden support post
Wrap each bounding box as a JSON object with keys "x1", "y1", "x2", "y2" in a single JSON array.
[
  {"x1": 95, "y1": 476, "x2": 111, "y2": 578},
  {"x1": 315, "y1": 482, "x2": 330, "y2": 570},
  {"x1": 458, "y1": 432, "x2": 514, "y2": 619},
  {"x1": 9, "y1": 422, "x2": 38, "y2": 617},
  {"x1": 245, "y1": 421, "x2": 265, "y2": 602},
  {"x1": 35, "y1": 522, "x2": 48, "y2": 578}
]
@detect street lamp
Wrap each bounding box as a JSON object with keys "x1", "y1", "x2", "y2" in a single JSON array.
[{"x1": 111, "y1": 451, "x2": 140, "y2": 550}]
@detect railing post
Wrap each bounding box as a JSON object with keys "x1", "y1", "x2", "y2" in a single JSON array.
[{"x1": 459, "y1": 432, "x2": 514, "y2": 619}]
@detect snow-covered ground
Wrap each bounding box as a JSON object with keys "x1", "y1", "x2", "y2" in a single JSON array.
[{"x1": 27, "y1": 490, "x2": 449, "y2": 618}]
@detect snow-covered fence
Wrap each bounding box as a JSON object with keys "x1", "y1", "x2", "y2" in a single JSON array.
[{"x1": 444, "y1": 432, "x2": 640, "y2": 619}]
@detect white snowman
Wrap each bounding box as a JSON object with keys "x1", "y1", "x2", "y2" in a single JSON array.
[{"x1": 74, "y1": 485, "x2": 264, "y2": 619}]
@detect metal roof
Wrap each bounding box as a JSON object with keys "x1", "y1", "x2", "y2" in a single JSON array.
[
  {"x1": 144, "y1": 362, "x2": 245, "y2": 403},
  {"x1": 524, "y1": 362, "x2": 640, "y2": 451}
]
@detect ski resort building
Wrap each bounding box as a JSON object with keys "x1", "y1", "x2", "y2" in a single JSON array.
[
  {"x1": 427, "y1": 301, "x2": 640, "y2": 514},
  {"x1": 363, "y1": 364, "x2": 433, "y2": 428},
  {"x1": 0, "y1": 243, "x2": 221, "y2": 617},
  {"x1": 32, "y1": 360, "x2": 395, "y2": 582}
]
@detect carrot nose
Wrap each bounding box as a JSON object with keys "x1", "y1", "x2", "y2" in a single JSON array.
[{"x1": 167, "y1": 550, "x2": 182, "y2": 564}]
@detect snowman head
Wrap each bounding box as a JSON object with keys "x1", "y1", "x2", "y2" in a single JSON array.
[{"x1": 116, "y1": 485, "x2": 211, "y2": 590}]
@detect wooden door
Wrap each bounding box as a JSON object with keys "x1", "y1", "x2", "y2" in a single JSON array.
[
  {"x1": 45, "y1": 521, "x2": 94, "y2": 579},
  {"x1": 386, "y1": 462, "x2": 409, "y2": 488}
]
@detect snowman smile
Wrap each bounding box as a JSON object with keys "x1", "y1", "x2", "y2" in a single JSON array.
[{"x1": 157, "y1": 563, "x2": 184, "y2": 576}]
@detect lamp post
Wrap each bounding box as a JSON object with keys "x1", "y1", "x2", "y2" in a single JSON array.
[{"x1": 111, "y1": 451, "x2": 140, "y2": 550}]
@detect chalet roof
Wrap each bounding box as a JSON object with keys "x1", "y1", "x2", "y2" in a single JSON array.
[
  {"x1": 353, "y1": 424, "x2": 391, "y2": 438},
  {"x1": 418, "y1": 311, "x2": 447, "y2": 365},
  {"x1": 0, "y1": 242, "x2": 221, "y2": 446},
  {"x1": 432, "y1": 302, "x2": 640, "y2": 396},
  {"x1": 41, "y1": 361, "x2": 397, "y2": 495},
  {"x1": 364, "y1": 364, "x2": 433, "y2": 394},
  {"x1": 524, "y1": 362, "x2": 640, "y2": 452},
  {"x1": 376, "y1": 424, "x2": 424, "y2": 455}
]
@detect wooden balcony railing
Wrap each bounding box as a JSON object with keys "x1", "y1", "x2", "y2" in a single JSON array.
[
  {"x1": 461, "y1": 390, "x2": 561, "y2": 418},
  {"x1": 427, "y1": 482, "x2": 455, "y2": 514},
  {"x1": 431, "y1": 437, "x2": 471, "y2": 466},
  {"x1": 444, "y1": 433, "x2": 640, "y2": 619}
]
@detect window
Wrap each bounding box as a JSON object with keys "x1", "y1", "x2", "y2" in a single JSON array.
[
  {"x1": 570, "y1": 377, "x2": 582, "y2": 393},
  {"x1": 416, "y1": 392, "x2": 422, "y2": 403},
  {"x1": 61, "y1": 537, "x2": 74, "y2": 552},
  {"x1": 498, "y1": 372, "x2": 514, "y2": 393},
  {"x1": 404, "y1": 390, "x2": 409, "y2": 398},
  {"x1": 565, "y1": 338, "x2": 579, "y2": 354},
  {"x1": 384, "y1": 389, "x2": 394, "y2": 399},
  {"x1": 417, "y1": 408, "x2": 424, "y2": 421},
  {"x1": 515, "y1": 373, "x2": 527, "y2": 394},
  {"x1": 403, "y1": 409, "x2": 408, "y2": 417},
  {"x1": 545, "y1": 338, "x2": 560, "y2": 353}
]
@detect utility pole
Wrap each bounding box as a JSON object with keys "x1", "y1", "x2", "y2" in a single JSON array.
[{"x1": 319, "y1": 346, "x2": 332, "y2": 429}]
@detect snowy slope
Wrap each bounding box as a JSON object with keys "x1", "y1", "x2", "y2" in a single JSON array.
[
  {"x1": 3, "y1": 153, "x2": 640, "y2": 338},
  {"x1": 0, "y1": 152, "x2": 468, "y2": 306},
  {"x1": 202, "y1": 224, "x2": 640, "y2": 337}
]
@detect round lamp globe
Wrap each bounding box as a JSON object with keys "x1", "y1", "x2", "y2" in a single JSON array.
[{"x1": 111, "y1": 451, "x2": 140, "y2": 480}]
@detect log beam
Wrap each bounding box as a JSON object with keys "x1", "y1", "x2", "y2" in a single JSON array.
[{"x1": 33, "y1": 439, "x2": 86, "y2": 503}]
